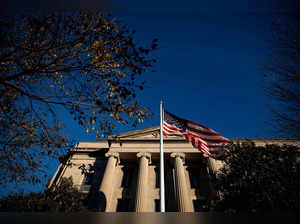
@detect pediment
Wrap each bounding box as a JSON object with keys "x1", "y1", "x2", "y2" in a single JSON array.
[
  {"x1": 108, "y1": 126, "x2": 185, "y2": 141},
  {"x1": 109, "y1": 126, "x2": 161, "y2": 140}
]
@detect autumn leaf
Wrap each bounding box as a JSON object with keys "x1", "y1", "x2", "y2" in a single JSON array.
[{"x1": 0, "y1": 11, "x2": 157, "y2": 187}]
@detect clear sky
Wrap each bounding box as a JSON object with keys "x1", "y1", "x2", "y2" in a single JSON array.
[
  {"x1": 1, "y1": 0, "x2": 299, "y2": 194},
  {"x1": 62, "y1": 0, "x2": 294, "y2": 142},
  {"x1": 2, "y1": 0, "x2": 298, "y2": 141}
]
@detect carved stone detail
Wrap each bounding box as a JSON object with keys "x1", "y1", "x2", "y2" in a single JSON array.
[
  {"x1": 137, "y1": 152, "x2": 151, "y2": 164},
  {"x1": 105, "y1": 152, "x2": 120, "y2": 165}
]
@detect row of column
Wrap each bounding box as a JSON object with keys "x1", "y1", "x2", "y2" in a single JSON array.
[{"x1": 99, "y1": 152, "x2": 194, "y2": 212}]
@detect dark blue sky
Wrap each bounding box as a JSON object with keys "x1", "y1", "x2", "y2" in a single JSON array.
[{"x1": 61, "y1": 0, "x2": 293, "y2": 142}]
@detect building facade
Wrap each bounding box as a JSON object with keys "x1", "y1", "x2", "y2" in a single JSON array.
[{"x1": 49, "y1": 126, "x2": 300, "y2": 212}]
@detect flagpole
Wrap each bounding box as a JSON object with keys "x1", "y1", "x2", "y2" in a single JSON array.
[{"x1": 160, "y1": 101, "x2": 165, "y2": 212}]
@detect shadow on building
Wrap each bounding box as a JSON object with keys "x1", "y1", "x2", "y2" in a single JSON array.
[{"x1": 81, "y1": 150, "x2": 107, "y2": 211}]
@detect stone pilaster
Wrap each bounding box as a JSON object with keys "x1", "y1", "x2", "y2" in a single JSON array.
[
  {"x1": 171, "y1": 152, "x2": 194, "y2": 212},
  {"x1": 99, "y1": 152, "x2": 119, "y2": 212},
  {"x1": 135, "y1": 152, "x2": 151, "y2": 212}
]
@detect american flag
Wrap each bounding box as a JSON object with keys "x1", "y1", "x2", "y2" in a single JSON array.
[{"x1": 162, "y1": 111, "x2": 230, "y2": 159}]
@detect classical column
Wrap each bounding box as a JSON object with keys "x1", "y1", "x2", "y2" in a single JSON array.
[
  {"x1": 99, "y1": 152, "x2": 119, "y2": 212},
  {"x1": 171, "y1": 152, "x2": 194, "y2": 212},
  {"x1": 135, "y1": 152, "x2": 151, "y2": 212}
]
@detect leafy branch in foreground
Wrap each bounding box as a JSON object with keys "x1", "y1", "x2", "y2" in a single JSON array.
[{"x1": 0, "y1": 12, "x2": 157, "y2": 186}]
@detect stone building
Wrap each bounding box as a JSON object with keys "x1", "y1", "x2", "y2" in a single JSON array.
[{"x1": 49, "y1": 126, "x2": 300, "y2": 212}]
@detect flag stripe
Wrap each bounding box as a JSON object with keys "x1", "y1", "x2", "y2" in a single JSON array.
[
  {"x1": 186, "y1": 132, "x2": 228, "y2": 147},
  {"x1": 162, "y1": 131, "x2": 182, "y2": 137},
  {"x1": 163, "y1": 123, "x2": 184, "y2": 136},
  {"x1": 164, "y1": 125, "x2": 228, "y2": 147},
  {"x1": 163, "y1": 122, "x2": 184, "y2": 132},
  {"x1": 187, "y1": 124, "x2": 229, "y2": 139},
  {"x1": 188, "y1": 129, "x2": 229, "y2": 142},
  {"x1": 163, "y1": 111, "x2": 230, "y2": 159}
]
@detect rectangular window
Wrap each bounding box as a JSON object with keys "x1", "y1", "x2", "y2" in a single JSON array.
[
  {"x1": 80, "y1": 171, "x2": 95, "y2": 191},
  {"x1": 82, "y1": 172, "x2": 94, "y2": 185}
]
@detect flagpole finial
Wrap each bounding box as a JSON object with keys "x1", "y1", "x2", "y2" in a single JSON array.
[{"x1": 160, "y1": 101, "x2": 162, "y2": 105}]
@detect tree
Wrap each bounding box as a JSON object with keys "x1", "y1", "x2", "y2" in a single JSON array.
[
  {"x1": 214, "y1": 142, "x2": 300, "y2": 213},
  {"x1": 264, "y1": 13, "x2": 300, "y2": 137},
  {"x1": 0, "y1": 177, "x2": 87, "y2": 212},
  {"x1": 0, "y1": 12, "x2": 157, "y2": 187}
]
